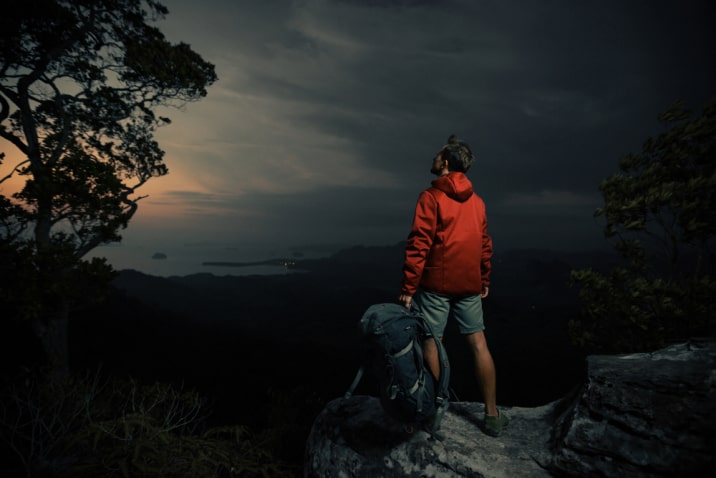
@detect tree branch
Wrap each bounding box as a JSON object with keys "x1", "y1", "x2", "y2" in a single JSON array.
[
  {"x1": 0, "y1": 89, "x2": 9, "y2": 123},
  {"x1": 0, "y1": 159, "x2": 30, "y2": 184}
]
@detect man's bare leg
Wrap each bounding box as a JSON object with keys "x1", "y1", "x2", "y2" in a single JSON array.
[
  {"x1": 422, "y1": 336, "x2": 442, "y2": 380},
  {"x1": 465, "y1": 331, "x2": 498, "y2": 416}
]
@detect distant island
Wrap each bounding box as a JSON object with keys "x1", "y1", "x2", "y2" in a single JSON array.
[
  {"x1": 152, "y1": 252, "x2": 167, "y2": 260},
  {"x1": 202, "y1": 258, "x2": 297, "y2": 268}
]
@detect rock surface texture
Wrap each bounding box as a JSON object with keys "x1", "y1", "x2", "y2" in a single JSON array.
[
  {"x1": 548, "y1": 340, "x2": 716, "y2": 477},
  {"x1": 304, "y1": 341, "x2": 715, "y2": 477}
]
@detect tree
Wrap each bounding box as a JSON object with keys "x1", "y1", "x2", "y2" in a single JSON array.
[
  {"x1": 0, "y1": 0, "x2": 217, "y2": 375},
  {"x1": 569, "y1": 97, "x2": 716, "y2": 354}
]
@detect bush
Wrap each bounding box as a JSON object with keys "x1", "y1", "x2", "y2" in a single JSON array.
[
  {"x1": 0, "y1": 368, "x2": 294, "y2": 477},
  {"x1": 569, "y1": 98, "x2": 716, "y2": 354},
  {"x1": 569, "y1": 268, "x2": 716, "y2": 354}
]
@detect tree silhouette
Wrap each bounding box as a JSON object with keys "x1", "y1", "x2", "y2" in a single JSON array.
[
  {"x1": 0, "y1": 0, "x2": 217, "y2": 375},
  {"x1": 570, "y1": 97, "x2": 716, "y2": 353}
]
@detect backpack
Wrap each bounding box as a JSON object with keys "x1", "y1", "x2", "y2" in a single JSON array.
[{"x1": 344, "y1": 303, "x2": 450, "y2": 439}]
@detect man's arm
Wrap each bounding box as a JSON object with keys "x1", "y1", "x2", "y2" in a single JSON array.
[{"x1": 400, "y1": 190, "x2": 438, "y2": 300}]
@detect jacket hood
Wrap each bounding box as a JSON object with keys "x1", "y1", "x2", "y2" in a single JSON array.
[{"x1": 431, "y1": 172, "x2": 474, "y2": 202}]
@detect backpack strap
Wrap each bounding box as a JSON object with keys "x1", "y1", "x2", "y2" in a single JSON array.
[
  {"x1": 388, "y1": 339, "x2": 420, "y2": 401},
  {"x1": 344, "y1": 365, "x2": 364, "y2": 400}
]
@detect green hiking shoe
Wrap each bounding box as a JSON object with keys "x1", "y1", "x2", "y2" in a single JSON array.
[{"x1": 484, "y1": 411, "x2": 509, "y2": 437}]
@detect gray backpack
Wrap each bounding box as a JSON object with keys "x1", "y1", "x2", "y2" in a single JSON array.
[{"x1": 345, "y1": 303, "x2": 450, "y2": 438}]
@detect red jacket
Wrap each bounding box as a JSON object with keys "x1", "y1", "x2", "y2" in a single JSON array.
[{"x1": 401, "y1": 172, "x2": 492, "y2": 297}]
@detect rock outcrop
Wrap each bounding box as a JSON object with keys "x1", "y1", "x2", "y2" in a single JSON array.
[
  {"x1": 304, "y1": 340, "x2": 715, "y2": 477},
  {"x1": 548, "y1": 340, "x2": 716, "y2": 477}
]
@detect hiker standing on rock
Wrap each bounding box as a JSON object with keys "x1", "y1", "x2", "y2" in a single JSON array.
[{"x1": 398, "y1": 134, "x2": 509, "y2": 437}]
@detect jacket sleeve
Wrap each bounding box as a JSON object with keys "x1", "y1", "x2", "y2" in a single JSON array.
[
  {"x1": 481, "y1": 214, "x2": 493, "y2": 289},
  {"x1": 401, "y1": 190, "x2": 438, "y2": 296}
]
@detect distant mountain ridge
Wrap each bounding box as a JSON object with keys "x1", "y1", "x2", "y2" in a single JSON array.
[{"x1": 103, "y1": 245, "x2": 614, "y2": 409}]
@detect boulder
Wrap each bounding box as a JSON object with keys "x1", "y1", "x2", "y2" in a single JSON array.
[
  {"x1": 547, "y1": 340, "x2": 716, "y2": 477},
  {"x1": 304, "y1": 340, "x2": 715, "y2": 477}
]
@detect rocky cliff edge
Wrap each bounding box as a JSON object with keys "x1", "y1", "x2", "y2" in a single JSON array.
[{"x1": 304, "y1": 340, "x2": 715, "y2": 477}]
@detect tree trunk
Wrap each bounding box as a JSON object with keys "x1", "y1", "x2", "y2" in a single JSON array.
[
  {"x1": 32, "y1": 312, "x2": 70, "y2": 379},
  {"x1": 29, "y1": 154, "x2": 71, "y2": 378}
]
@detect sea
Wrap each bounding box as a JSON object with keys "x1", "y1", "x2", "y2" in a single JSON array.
[{"x1": 86, "y1": 242, "x2": 328, "y2": 278}]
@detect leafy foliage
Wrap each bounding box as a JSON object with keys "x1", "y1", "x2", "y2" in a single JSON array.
[
  {"x1": 597, "y1": 98, "x2": 716, "y2": 272},
  {"x1": 570, "y1": 98, "x2": 716, "y2": 353},
  {"x1": 0, "y1": 0, "x2": 216, "y2": 254},
  {"x1": 569, "y1": 268, "x2": 715, "y2": 353},
  {"x1": 1, "y1": 239, "x2": 116, "y2": 322}
]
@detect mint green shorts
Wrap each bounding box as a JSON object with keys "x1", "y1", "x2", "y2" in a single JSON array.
[{"x1": 413, "y1": 289, "x2": 485, "y2": 337}]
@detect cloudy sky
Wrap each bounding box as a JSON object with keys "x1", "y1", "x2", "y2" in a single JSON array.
[{"x1": 8, "y1": 0, "x2": 716, "y2": 262}]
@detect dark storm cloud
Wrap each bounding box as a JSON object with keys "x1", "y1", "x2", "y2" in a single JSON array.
[
  {"x1": 147, "y1": 0, "x2": 716, "y2": 253},
  {"x1": 184, "y1": 184, "x2": 419, "y2": 247}
]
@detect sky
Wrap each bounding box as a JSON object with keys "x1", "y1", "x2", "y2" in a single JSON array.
[{"x1": 4, "y1": 0, "x2": 716, "y2": 265}]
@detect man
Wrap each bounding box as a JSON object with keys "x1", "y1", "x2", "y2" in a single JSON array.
[{"x1": 398, "y1": 134, "x2": 508, "y2": 437}]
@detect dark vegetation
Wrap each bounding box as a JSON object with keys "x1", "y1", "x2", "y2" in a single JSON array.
[
  {"x1": 1, "y1": 0, "x2": 233, "y2": 472},
  {"x1": 569, "y1": 99, "x2": 716, "y2": 353}
]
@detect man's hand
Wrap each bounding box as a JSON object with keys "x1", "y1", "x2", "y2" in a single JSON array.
[
  {"x1": 398, "y1": 294, "x2": 413, "y2": 309},
  {"x1": 480, "y1": 287, "x2": 489, "y2": 299}
]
